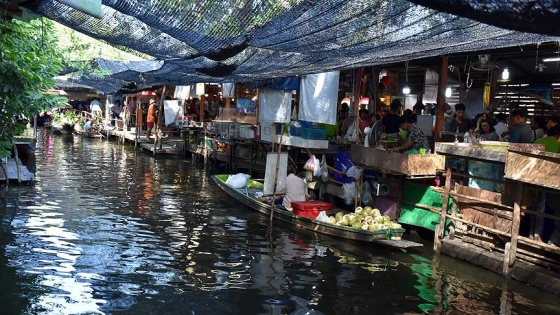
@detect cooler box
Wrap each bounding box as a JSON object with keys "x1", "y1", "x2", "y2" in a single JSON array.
[{"x1": 291, "y1": 201, "x2": 332, "y2": 219}]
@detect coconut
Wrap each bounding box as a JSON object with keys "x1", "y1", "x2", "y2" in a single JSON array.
[
  {"x1": 335, "y1": 212, "x2": 345, "y2": 220},
  {"x1": 351, "y1": 222, "x2": 362, "y2": 230},
  {"x1": 371, "y1": 208, "x2": 381, "y2": 218},
  {"x1": 354, "y1": 206, "x2": 363, "y2": 214}
]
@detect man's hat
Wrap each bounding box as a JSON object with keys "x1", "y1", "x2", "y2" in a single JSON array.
[{"x1": 149, "y1": 99, "x2": 156, "y2": 104}]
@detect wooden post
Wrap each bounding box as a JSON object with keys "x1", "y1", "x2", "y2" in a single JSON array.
[
  {"x1": 434, "y1": 56, "x2": 449, "y2": 142},
  {"x1": 355, "y1": 171, "x2": 363, "y2": 209},
  {"x1": 12, "y1": 142, "x2": 21, "y2": 184},
  {"x1": 434, "y1": 167, "x2": 452, "y2": 253},
  {"x1": 135, "y1": 104, "x2": 142, "y2": 148},
  {"x1": 506, "y1": 181, "x2": 523, "y2": 275},
  {"x1": 199, "y1": 89, "x2": 205, "y2": 122},
  {"x1": 153, "y1": 86, "x2": 166, "y2": 156},
  {"x1": 395, "y1": 175, "x2": 405, "y2": 219}
]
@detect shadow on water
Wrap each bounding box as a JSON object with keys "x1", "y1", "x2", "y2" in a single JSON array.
[{"x1": 0, "y1": 128, "x2": 559, "y2": 314}]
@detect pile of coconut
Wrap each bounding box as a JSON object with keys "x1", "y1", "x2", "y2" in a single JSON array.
[{"x1": 327, "y1": 206, "x2": 402, "y2": 232}]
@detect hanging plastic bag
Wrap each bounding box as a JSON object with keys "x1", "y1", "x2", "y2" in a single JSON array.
[
  {"x1": 346, "y1": 165, "x2": 363, "y2": 181},
  {"x1": 342, "y1": 182, "x2": 356, "y2": 205},
  {"x1": 333, "y1": 153, "x2": 354, "y2": 183},
  {"x1": 362, "y1": 181, "x2": 373, "y2": 205},
  {"x1": 344, "y1": 122, "x2": 357, "y2": 142},
  {"x1": 313, "y1": 156, "x2": 321, "y2": 177},
  {"x1": 320, "y1": 154, "x2": 329, "y2": 182},
  {"x1": 303, "y1": 154, "x2": 316, "y2": 172}
]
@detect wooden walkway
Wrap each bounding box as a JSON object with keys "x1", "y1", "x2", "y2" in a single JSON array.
[{"x1": 3, "y1": 159, "x2": 34, "y2": 183}]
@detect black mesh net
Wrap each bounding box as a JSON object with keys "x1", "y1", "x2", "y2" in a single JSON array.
[{"x1": 24, "y1": 0, "x2": 560, "y2": 93}]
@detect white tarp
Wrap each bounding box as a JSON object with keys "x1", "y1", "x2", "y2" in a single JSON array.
[
  {"x1": 258, "y1": 88, "x2": 292, "y2": 123},
  {"x1": 222, "y1": 83, "x2": 236, "y2": 98},
  {"x1": 299, "y1": 71, "x2": 339, "y2": 124},
  {"x1": 163, "y1": 100, "x2": 182, "y2": 126},
  {"x1": 263, "y1": 152, "x2": 288, "y2": 195},
  {"x1": 174, "y1": 86, "x2": 191, "y2": 100}
]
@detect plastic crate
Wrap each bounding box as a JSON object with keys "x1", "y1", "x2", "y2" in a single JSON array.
[
  {"x1": 291, "y1": 201, "x2": 332, "y2": 219},
  {"x1": 321, "y1": 123, "x2": 338, "y2": 137},
  {"x1": 299, "y1": 120, "x2": 315, "y2": 129},
  {"x1": 300, "y1": 127, "x2": 327, "y2": 140},
  {"x1": 289, "y1": 125, "x2": 300, "y2": 137},
  {"x1": 274, "y1": 123, "x2": 289, "y2": 135}
]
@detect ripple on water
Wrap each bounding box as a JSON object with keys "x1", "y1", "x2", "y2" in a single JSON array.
[{"x1": 0, "y1": 130, "x2": 559, "y2": 315}]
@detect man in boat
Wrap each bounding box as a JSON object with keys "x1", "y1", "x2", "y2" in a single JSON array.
[{"x1": 282, "y1": 165, "x2": 310, "y2": 211}]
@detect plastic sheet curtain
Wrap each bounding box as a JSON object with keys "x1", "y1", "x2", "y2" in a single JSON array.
[
  {"x1": 173, "y1": 86, "x2": 191, "y2": 100},
  {"x1": 222, "y1": 83, "x2": 235, "y2": 98},
  {"x1": 258, "y1": 88, "x2": 292, "y2": 123},
  {"x1": 163, "y1": 100, "x2": 182, "y2": 126},
  {"x1": 299, "y1": 72, "x2": 339, "y2": 125}
]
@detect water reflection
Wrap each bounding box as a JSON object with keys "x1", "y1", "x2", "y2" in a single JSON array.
[{"x1": 0, "y1": 130, "x2": 559, "y2": 314}]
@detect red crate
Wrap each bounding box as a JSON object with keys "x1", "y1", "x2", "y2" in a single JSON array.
[{"x1": 291, "y1": 201, "x2": 332, "y2": 219}]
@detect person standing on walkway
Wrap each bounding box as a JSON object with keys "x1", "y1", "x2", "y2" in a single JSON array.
[
  {"x1": 508, "y1": 108, "x2": 533, "y2": 143},
  {"x1": 146, "y1": 99, "x2": 157, "y2": 141}
]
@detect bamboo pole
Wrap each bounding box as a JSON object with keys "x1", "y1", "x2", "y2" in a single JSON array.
[
  {"x1": 506, "y1": 182, "x2": 523, "y2": 273},
  {"x1": 270, "y1": 123, "x2": 284, "y2": 223},
  {"x1": 434, "y1": 168, "x2": 451, "y2": 253}
]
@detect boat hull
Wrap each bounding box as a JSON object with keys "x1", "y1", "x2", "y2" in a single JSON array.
[{"x1": 212, "y1": 175, "x2": 422, "y2": 248}]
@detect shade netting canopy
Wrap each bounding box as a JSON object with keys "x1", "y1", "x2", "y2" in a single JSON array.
[{"x1": 22, "y1": 0, "x2": 560, "y2": 93}]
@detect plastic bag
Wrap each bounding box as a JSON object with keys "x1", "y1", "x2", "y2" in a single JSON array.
[
  {"x1": 342, "y1": 182, "x2": 356, "y2": 205},
  {"x1": 362, "y1": 181, "x2": 373, "y2": 205},
  {"x1": 313, "y1": 156, "x2": 321, "y2": 177},
  {"x1": 333, "y1": 153, "x2": 354, "y2": 183},
  {"x1": 344, "y1": 122, "x2": 357, "y2": 142},
  {"x1": 303, "y1": 155, "x2": 317, "y2": 172},
  {"x1": 320, "y1": 155, "x2": 329, "y2": 182},
  {"x1": 316, "y1": 210, "x2": 330, "y2": 222},
  {"x1": 225, "y1": 173, "x2": 251, "y2": 189},
  {"x1": 346, "y1": 165, "x2": 363, "y2": 180}
]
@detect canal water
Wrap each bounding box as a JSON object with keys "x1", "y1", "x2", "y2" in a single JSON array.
[{"x1": 1, "y1": 129, "x2": 559, "y2": 315}]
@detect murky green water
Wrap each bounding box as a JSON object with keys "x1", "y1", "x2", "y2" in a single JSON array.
[{"x1": 0, "y1": 129, "x2": 559, "y2": 315}]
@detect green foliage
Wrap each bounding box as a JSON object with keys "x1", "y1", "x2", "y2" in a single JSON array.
[
  {"x1": 52, "y1": 110, "x2": 79, "y2": 126},
  {"x1": 0, "y1": 17, "x2": 64, "y2": 157},
  {"x1": 54, "y1": 22, "x2": 148, "y2": 78}
]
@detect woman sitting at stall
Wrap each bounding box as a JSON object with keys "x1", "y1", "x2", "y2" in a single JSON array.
[
  {"x1": 394, "y1": 114, "x2": 429, "y2": 154},
  {"x1": 476, "y1": 120, "x2": 500, "y2": 141},
  {"x1": 282, "y1": 165, "x2": 310, "y2": 211}
]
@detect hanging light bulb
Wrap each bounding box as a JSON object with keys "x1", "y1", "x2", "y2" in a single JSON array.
[
  {"x1": 501, "y1": 68, "x2": 510, "y2": 80},
  {"x1": 445, "y1": 86, "x2": 452, "y2": 98},
  {"x1": 402, "y1": 84, "x2": 411, "y2": 95},
  {"x1": 402, "y1": 60, "x2": 410, "y2": 95}
]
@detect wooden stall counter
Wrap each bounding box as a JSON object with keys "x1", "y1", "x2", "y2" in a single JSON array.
[
  {"x1": 350, "y1": 144, "x2": 444, "y2": 177},
  {"x1": 505, "y1": 145, "x2": 560, "y2": 190}
]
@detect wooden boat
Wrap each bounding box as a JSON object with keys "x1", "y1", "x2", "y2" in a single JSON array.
[{"x1": 212, "y1": 174, "x2": 423, "y2": 249}]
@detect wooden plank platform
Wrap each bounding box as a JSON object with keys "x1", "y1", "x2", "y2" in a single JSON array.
[
  {"x1": 5, "y1": 159, "x2": 34, "y2": 182},
  {"x1": 351, "y1": 144, "x2": 444, "y2": 177},
  {"x1": 139, "y1": 141, "x2": 183, "y2": 155},
  {"x1": 505, "y1": 148, "x2": 560, "y2": 190}
]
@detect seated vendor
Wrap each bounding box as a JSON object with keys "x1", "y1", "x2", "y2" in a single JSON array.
[
  {"x1": 283, "y1": 166, "x2": 310, "y2": 211},
  {"x1": 394, "y1": 114, "x2": 429, "y2": 153}
]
